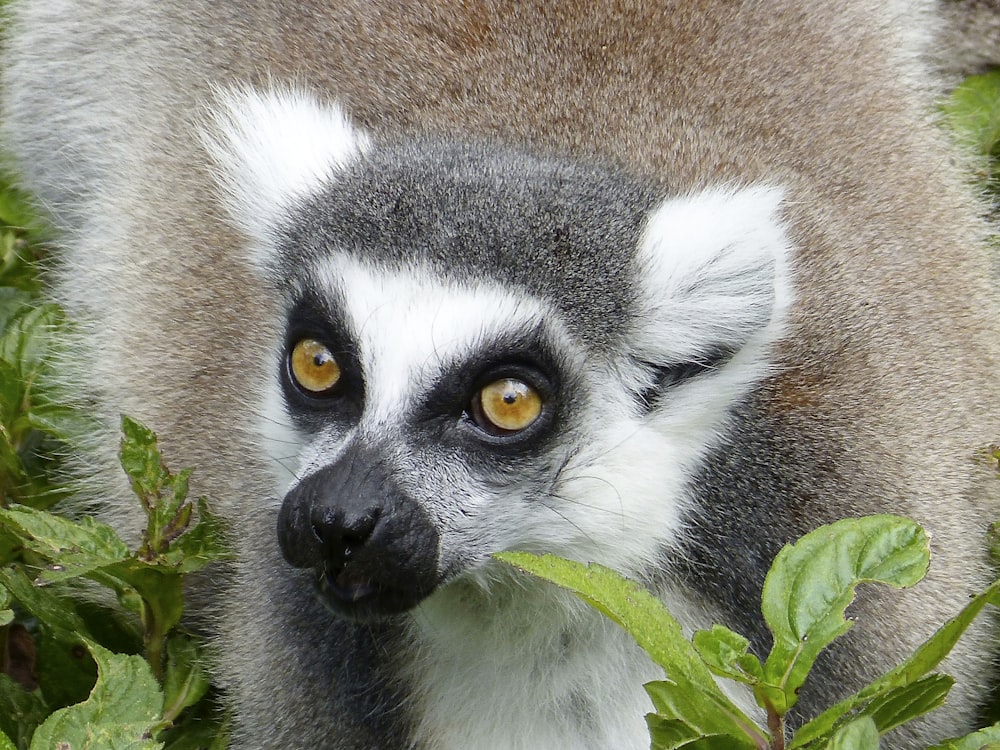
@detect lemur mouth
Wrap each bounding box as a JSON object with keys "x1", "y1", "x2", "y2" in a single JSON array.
[
  {"x1": 312, "y1": 565, "x2": 437, "y2": 622},
  {"x1": 322, "y1": 569, "x2": 378, "y2": 603}
]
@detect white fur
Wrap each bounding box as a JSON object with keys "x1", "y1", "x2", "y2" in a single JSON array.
[
  {"x1": 406, "y1": 579, "x2": 762, "y2": 750},
  {"x1": 406, "y1": 582, "x2": 664, "y2": 749},
  {"x1": 312, "y1": 256, "x2": 552, "y2": 429},
  {"x1": 632, "y1": 185, "x2": 793, "y2": 369},
  {"x1": 202, "y1": 86, "x2": 369, "y2": 259},
  {"x1": 258, "y1": 384, "x2": 305, "y2": 502}
]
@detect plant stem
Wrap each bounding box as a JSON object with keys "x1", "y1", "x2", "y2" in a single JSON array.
[
  {"x1": 767, "y1": 705, "x2": 785, "y2": 750},
  {"x1": 142, "y1": 598, "x2": 166, "y2": 681}
]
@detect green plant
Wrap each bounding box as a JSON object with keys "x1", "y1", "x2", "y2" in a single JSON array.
[
  {"x1": 496, "y1": 516, "x2": 1000, "y2": 750},
  {"x1": 0, "y1": 417, "x2": 230, "y2": 749},
  {"x1": 942, "y1": 70, "x2": 1000, "y2": 193}
]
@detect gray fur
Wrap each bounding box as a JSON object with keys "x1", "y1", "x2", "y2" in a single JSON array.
[{"x1": 3, "y1": 2, "x2": 1000, "y2": 748}]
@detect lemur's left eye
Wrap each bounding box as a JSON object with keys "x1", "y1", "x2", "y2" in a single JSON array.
[
  {"x1": 470, "y1": 378, "x2": 543, "y2": 435},
  {"x1": 289, "y1": 338, "x2": 342, "y2": 396}
]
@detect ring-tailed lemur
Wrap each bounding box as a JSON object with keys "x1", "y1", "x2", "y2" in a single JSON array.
[{"x1": 3, "y1": 1, "x2": 999, "y2": 748}]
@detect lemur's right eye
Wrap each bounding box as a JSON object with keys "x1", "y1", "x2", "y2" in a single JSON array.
[
  {"x1": 289, "y1": 338, "x2": 342, "y2": 396},
  {"x1": 470, "y1": 377, "x2": 543, "y2": 436}
]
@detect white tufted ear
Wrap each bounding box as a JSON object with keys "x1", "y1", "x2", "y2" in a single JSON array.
[
  {"x1": 631, "y1": 185, "x2": 794, "y2": 369},
  {"x1": 202, "y1": 86, "x2": 369, "y2": 265}
]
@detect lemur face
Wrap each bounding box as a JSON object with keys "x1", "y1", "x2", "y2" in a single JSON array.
[{"x1": 206, "y1": 89, "x2": 793, "y2": 621}]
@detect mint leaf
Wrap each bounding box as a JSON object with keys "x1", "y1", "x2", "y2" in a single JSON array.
[
  {"x1": 760, "y1": 516, "x2": 928, "y2": 714},
  {"x1": 28, "y1": 642, "x2": 163, "y2": 750}
]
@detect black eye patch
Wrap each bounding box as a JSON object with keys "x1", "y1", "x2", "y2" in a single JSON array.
[{"x1": 633, "y1": 347, "x2": 736, "y2": 412}]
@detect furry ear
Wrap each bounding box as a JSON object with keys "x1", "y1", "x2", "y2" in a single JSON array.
[
  {"x1": 630, "y1": 186, "x2": 794, "y2": 374},
  {"x1": 202, "y1": 86, "x2": 369, "y2": 266}
]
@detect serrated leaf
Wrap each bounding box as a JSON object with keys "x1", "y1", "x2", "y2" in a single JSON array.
[
  {"x1": 494, "y1": 552, "x2": 762, "y2": 745},
  {"x1": 790, "y1": 577, "x2": 1000, "y2": 748},
  {"x1": 692, "y1": 625, "x2": 764, "y2": 685},
  {"x1": 119, "y1": 415, "x2": 163, "y2": 499},
  {"x1": 0, "y1": 567, "x2": 91, "y2": 642},
  {"x1": 760, "y1": 516, "x2": 928, "y2": 714},
  {"x1": 0, "y1": 505, "x2": 130, "y2": 581},
  {"x1": 927, "y1": 721, "x2": 1000, "y2": 750},
  {"x1": 29, "y1": 642, "x2": 163, "y2": 750},
  {"x1": 159, "y1": 498, "x2": 230, "y2": 573},
  {"x1": 825, "y1": 717, "x2": 879, "y2": 750},
  {"x1": 119, "y1": 416, "x2": 203, "y2": 561}
]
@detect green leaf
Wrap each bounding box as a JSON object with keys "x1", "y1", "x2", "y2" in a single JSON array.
[
  {"x1": 0, "y1": 674, "x2": 49, "y2": 749},
  {"x1": 119, "y1": 415, "x2": 164, "y2": 499},
  {"x1": 0, "y1": 505, "x2": 131, "y2": 582},
  {"x1": 692, "y1": 625, "x2": 764, "y2": 685},
  {"x1": 859, "y1": 673, "x2": 953, "y2": 734},
  {"x1": 0, "y1": 176, "x2": 41, "y2": 231},
  {"x1": 102, "y1": 562, "x2": 185, "y2": 635},
  {"x1": 0, "y1": 585, "x2": 12, "y2": 627},
  {"x1": 160, "y1": 699, "x2": 231, "y2": 750},
  {"x1": 0, "y1": 567, "x2": 91, "y2": 642},
  {"x1": 160, "y1": 635, "x2": 211, "y2": 727},
  {"x1": 159, "y1": 498, "x2": 231, "y2": 573},
  {"x1": 159, "y1": 690, "x2": 230, "y2": 750},
  {"x1": 824, "y1": 717, "x2": 879, "y2": 750},
  {"x1": 927, "y1": 721, "x2": 1000, "y2": 750},
  {"x1": 494, "y1": 552, "x2": 762, "y2": 746},
  {"x1": 119, "y1": 416, "x2": 206, "y2": 562},
  {"x1": 0, "y1": 294, "x2": 62, "y2": 374},
  {"x1": 942, "y1": 70, "x2": 1000, "y2": 158},
  {"x1": 646, "y1": 715, "x2": 751, "y2": 750},
  {"x1": 790, "y1": 578, "x2": 1000, "y2": 748},
  {"x1": 760, "y1": 515, "x2": 928, "y2": 714},
  {"x1": 646, "y1": 716, "x2": 703, "y2": 749},
  {"x1": 29, "y1": 642, "x2": 163, "y2": 750},
  {"x1": 0, "y1": 730, "x2": 16, "y2": 750}
]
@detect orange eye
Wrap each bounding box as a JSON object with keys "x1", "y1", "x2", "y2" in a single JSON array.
[
  {"x1": 289, "y1": 339, "x2": 341, "y2": 395},
  {"x1": 472, "y1": 378, "x2": 543, "y2": 435}
]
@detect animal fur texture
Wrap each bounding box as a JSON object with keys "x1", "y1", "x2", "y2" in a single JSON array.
[{"x1": 3, "y1": 2, "x2": 1000, "y2": 748}]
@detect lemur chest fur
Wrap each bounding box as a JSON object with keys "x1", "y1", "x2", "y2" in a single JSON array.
[{"x1": 400, "y1": 581, "x2": 666, "y2": 750}]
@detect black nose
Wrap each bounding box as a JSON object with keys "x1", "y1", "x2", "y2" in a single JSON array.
[
  {"x1": 276, "y1": 448, "x2": 441, "y2": 620},
  {"x1": 309, "y1": 505, "x2": 379, "y2": 567}
]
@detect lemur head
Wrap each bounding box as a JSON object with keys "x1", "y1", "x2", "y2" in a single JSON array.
[{"x1": 207, "y1": 88, "x2": 793, "y2": 622}]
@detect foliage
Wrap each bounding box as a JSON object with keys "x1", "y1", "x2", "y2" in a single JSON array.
[
  {"x1": 0, "y1": 418, "x2": 230, "y2": 749},
  {"x1": 0, "y1": 178, "x2": 73, "y2": 511},
  {"x1": 942, "y1": 69, "x2": 1000, "y2": 194},
  {"x1": 496, "y1": 516, "x2": 1000, "y2": 750}
]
